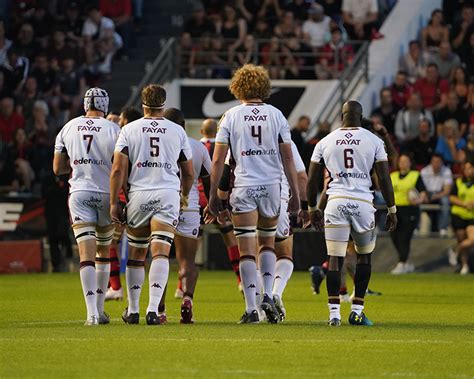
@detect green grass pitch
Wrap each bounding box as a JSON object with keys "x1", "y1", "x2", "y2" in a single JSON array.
[{"x1": 1, "y1": 271, "x2": 473, "y2": 378}]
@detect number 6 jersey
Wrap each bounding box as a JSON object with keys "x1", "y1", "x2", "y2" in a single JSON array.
[
  {"x1": 114, "y1": 117, "x2": 192, "y2": 192},
  {"x1": 310, "y1": 127, "x2": 388, "y2": 202},
  {"x1": 54, "y1": 116, "x2": 120, "y2": 194},
  {"x1": 215, "y1": 103, "x2": 292, "y2": 188}
]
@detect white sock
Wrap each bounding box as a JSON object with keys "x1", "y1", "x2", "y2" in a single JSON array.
[
  {"x1": 272, "y1": 258, "x2": 294, "y2": 298},
  {"x1": 259, "y1": 250, "x2": 276, "y2": 296},
  {"x1": 126, "y1": 265, "x2": 145, "y2": 315},
  {"x1": 255, "y1": 269, "x2": 264, "y2": 305},
  {"x1": 80, "y1": 264, "x2": 98, "y2": 319},
  {"x1": 146, "y1": 257, "x2": 169, "y2": 314},
  {"x1": 240, "y1": 258, "x2": 257, "y2": 313},
  {"x1": 328, "y1": 303, "x2": 341, "y2": 320},
  {"x1": 95, "y1": 261, "x2": 110, "y2": 314},
  {"x1": 351, "y1": 303, "x2": 364, "y2": 316}
]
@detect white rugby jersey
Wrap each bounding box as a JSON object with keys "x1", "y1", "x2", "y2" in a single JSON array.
[
  {"x1": 311, "y1": 127, "x2": 387, "y2": 201},
  {"x1": 281, "y1": 141, "x2": 306, "y2": 200},
  {"x1": 55, "y1": 116, "x2": 120, "y2": 194},
  {"x1": 216, "y1": 103, "x2": 291, "y2": 187},
  {"x1": 186, "y1": 138, "x2": 212, "y2": 210},
  {"x1": 115, "y1": 117, "x2": 192, "y2": 192}
]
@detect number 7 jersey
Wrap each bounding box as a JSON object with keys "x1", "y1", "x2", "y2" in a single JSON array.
[
  {"x1": 310, "y1": 127, "x2": 388, "y2": 202},
  {"x1": 54, "y1": 116, "x2": 120, "y2": 194},
  {"x1": 216, "y1": 103, "x2": 292, "y2": 187},
  {"x1": 114, "y1": 117, "x2": 192, "y2": 192}
]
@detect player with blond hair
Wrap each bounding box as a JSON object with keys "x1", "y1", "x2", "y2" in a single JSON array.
[{"x1": 209, "y1": 64, "x2": 300, "y2": 323}]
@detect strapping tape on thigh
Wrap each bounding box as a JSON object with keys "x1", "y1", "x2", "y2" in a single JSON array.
[
  {"x1": 150, "y1": 231, "x2": 175, "y2": 246},
  {"x1": 96, "y1": 228, "x2": 114, "y2": 246},
  {"x1": 354, "y1": 241, "x2": 376, "y2": 254},
  {"x1": 113, "y1": 229, "x2": 123, "y2": 240},
  {"x1": 257, "y1": 226, "x2": 277, "y2": 237},
  {"x1": 73, "y1": 225, "x2": 96, "y2": 243},
  {"x1": 234, "y1": 226, "x2": 256, "y2": 238},
  {"x1": 326, "y1": 240, "x2": 348, "y2": 257},
  {"x1": 127, "y1": 232, "x2": 150, "y2": 249}
]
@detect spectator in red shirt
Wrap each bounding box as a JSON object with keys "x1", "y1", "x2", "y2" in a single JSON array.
[
  {"x1": 414, "y1": 63, "x2": 449, "y2": 112},
  {"x1": 316, "y1": 27, "x2": 354, "y2": 79},
  {"x1": 100, "y1": 0, "x2": 132, "y2": 57},
  {"x1": 390, "y1": 70, "x2": 413, "y2": 109},
  {"x1": 0, "y1": 96, "x2": 25, "y2": 144}
]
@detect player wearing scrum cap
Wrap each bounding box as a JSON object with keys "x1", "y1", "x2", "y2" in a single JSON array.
[
  {"x1": 53, "y1": 87, "x2": 120, "y2": 326},
  {"x1": 209, "y1": 64, "x2": 300, "y2": 324},
  {"x1": 307, "y1": 100, "x2": 397, "y2": 326},
  {"x1": 110, "y1": 85, "x2": 194, "y2": 325}
]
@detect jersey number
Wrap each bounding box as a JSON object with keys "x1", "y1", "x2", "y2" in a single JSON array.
[
  {"x1": 344, "y1": 149, "x2": 354, "y2": 168},
  {"x1": 251, "y1": 125, "x2": 262, "y2": 145},
  {"x1": 150, "y1": 137, "x2": 160, "y2": 157},
  {"x1": 83, "y1": 135, "x2": 93, "y2": 153}
]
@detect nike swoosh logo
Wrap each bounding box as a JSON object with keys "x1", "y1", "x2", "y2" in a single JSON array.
[
  {"x1": 202, "y1": 89, "x2": 241, "y2": 118},
  {"x1": 202, "y1": 88, "x2": 280, "y2": 118}
]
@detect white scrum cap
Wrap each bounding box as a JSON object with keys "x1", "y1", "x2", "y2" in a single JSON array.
[{"x1": 84, "y1": 87, "x2": 109, "y2": 114}]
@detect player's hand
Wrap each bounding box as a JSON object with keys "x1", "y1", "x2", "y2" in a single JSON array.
[
  {"x1": 386, "y1": 212, "x2": 397, "y2": 232},
  {"x1": 180, "y1": 193, "x2": 189, "y2": 209},
  {"x1": 217, "y1": 208, "x2": 231, "y2": 225},
  {"x1": 208, "y1": 194, "x2": 222, "y2": 217},
  {"x1": 298, "y1": 209, "x2": 310, "y2": 228},
  {"x1": 203, "y1": 206, "x2": 216, "y2": 224},
  {"x1": 110, "y1": 203, "x2": 125, "y2": 224},
  {"x1": 287, "y1": 195, "x2": 300, "y2": 215},
  {"x1": 310, "y1": 209, "x2": 324, "y2": 232}
]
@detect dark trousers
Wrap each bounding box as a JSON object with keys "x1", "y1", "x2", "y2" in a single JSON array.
[
  {"x1": 46, "y1": 210, "x2": 73, "y2": 271},
  {"x1": 390, "y1": 206, "x2": 419, "y2": 263}
]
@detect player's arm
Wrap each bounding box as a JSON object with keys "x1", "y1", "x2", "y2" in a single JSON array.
[
  {"x1": 307, "y1": 161, "x2": 325, "y2": 231},
  {"x1": 373, "y1": 122, "x2": 398, "y2": 168},
  {"x1": 280, "y1": 142, "x2": 300, "y2": 214},
  {"x1": 110, "y1": 150, "x2": 128, "y2": 223},
  {"x1": 200, "y1": 147, "x2": 212, "y2": 200},
  {"x1": 209, "y1": 143, "x2": 229, "y2": 216},
  {"x1": 179, "y1": 159, "x2": 194, "y2": 201},
  {"x1": 297, "y1": 168, "x2": 310, "y2": 227},
  {"x1": 53, "y1": 152, "x2": 71, "y2": 176},
  {"x1": 374, "y1": 160, "x2": 397, "y2": 232}
]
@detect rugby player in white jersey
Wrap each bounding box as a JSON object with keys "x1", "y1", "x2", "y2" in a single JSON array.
[
  {"x1": 307, "y1": 100, "x2": 397, "y2": 326},
  {"x1": 163, "y1": 107, "x2": 212, "y2": 324},
  {"x1": 53, "y1": 87, "x2": 120, "y2": 326},
  {"x1": 209, "y1": 64, "x2": 300, "y2": 324},
  {"x1": 109, "y1": 84, "x2": 194, "y2": 325},
  {"x1": 272, "y1": 140, "x2": 309, "y2": 321}
]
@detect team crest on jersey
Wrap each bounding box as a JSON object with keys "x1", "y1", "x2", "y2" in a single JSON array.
[{"x1": 252, "y1": 108, "x2": 260, "y2": 115}]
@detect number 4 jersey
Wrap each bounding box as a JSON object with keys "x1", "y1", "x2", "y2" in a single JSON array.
[
  {"x1": 54, "y1": 116, "x2": 121, "y2": 194},
  {"x1": 114, "y1": 117, "x2": 192, "y2": 192},
  {"x1": 311, "y1": 127, "x2": 388, "y2": 202},
  {"x1": 216, "y1": 103, "x2": 292, "y2": 187}
]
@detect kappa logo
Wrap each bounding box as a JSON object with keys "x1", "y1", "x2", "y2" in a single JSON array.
[
  {"x1": 151, "y1": 283, "x2": 162, "y2": 289},
  {"x1": 247, "y1": 284, "x2": 256, "y2": 289},
  {"x1": 130, "y1": 285, "x2": 141, "y2": 290},
  {"x1": 86, "y1": 290, "x2": 95, "y2": 296},
  {"x1": 96, "y1": 288, "x2": 104, "y2": 294},
  {"x1": 263, "y1": 272, "x2": 272, "y2": 277},
  {"x1": 275, "y1": 275, "x2": 281, "y2": 280},
  {"x1": 74, "y1": 216, "x2": 82, "y2": 222}
]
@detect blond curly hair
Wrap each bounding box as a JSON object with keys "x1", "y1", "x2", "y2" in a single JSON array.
[{"x1": 229, "y1": 64, "x2": 271, "y2": 101}]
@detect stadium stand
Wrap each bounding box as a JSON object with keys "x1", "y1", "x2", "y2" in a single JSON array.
[{"x1": 0, "y1": 0, "x2": 473, "y2": 274}]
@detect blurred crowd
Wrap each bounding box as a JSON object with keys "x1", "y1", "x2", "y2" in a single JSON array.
[
  {"x1": 0, "y1": 0, "x2": 142, "y2": 195},
  {"x1": 179, "y1": 0, "x2": 396, "y2": 79}
]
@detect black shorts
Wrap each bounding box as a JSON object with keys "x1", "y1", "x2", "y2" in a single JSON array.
[{"x1": 451, "y1": 214, "x2": 474, "y2": 230}]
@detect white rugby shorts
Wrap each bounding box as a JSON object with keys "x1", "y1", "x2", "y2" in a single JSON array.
[
  {"x1": 175, "y1": 209, "x2": 201, "y2": 239},
  {"x1": 324, "y1": 196, "x2": 376, "y2": 255},
  {"x1": 230, "y1": 184, "x2": 281, "y2": 218},
  {"x1": 276, "y1": 199, "x2": 290, "y2": 239},
  {"x1": 127, "y1": 189, "x2": 180, "y2": 229},
  {"x1": 69, "y1": 191, "x2": 111, "y2": 226}
]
